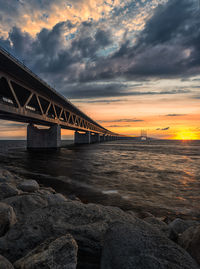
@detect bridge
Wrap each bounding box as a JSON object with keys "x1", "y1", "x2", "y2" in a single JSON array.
[{"x1": 0, "y1": 47, "x2": 126, "y2": 149}]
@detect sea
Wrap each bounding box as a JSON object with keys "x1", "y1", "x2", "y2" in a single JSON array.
[{"x1": 0, "y1": 139, "x2": 200, "y2": 219}]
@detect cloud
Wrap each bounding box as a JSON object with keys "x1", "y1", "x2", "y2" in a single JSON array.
[
  {"x1": 0, "y1": 121, "x2": 26, "y2": 128},
  {"x1": 0, "y1": 0, "x2": 199, "y2": 101},
  {"x1": 108, "y1": 125, "x2": 132, "y2": 128},
  {"x1": 166, "y1": 114, "x2": 186, "y2": 117},
  {"x1": 99, "y1": 119, "x2": 144, "y2": 123},
  {"x1": 156, "y1": 127, "x2": 170, "y2": 131},
  {"x1": 73, "y1": 99, "x2": 126, "y2": 103}
]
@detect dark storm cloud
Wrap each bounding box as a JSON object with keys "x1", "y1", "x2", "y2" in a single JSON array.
[
  {"x1": 0, "y1": 0, "x2": 199, "y2": 100},
  {"x1": 93, "y1": 0, "x2": 200, "y2": 80},
  {"x1": 64, "y1": 83, "x2": 190, "y2": 99},
  {"x1": 0, "y1": 19, "x2": 113, "y2": 81}
]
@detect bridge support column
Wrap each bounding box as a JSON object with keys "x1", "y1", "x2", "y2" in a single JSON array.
[
  {"x1": 90, "y1": 133, "x2": 100, "y2": 143},
  {"x1": 100, "y1": 135, "x2": 105, "y2": 142},
  {"x1": 27, "y1": 124, "x2": 61, "y2": 149},
  {"x1": 74, "y1": 131, "x2": 91, "y2": 144}
]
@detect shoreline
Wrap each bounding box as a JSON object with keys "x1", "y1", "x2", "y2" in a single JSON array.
[{"x1": 0, "y1": 169, "x2": 200, "y2": 268}]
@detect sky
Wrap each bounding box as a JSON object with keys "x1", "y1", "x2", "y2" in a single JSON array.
[{"x1": 0, "y1": 0, "x2": 200, "y2": 139}]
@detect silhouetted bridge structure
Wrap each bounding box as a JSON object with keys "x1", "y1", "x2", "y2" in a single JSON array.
[{"x1": 0, "y1": 47, "x2": 127, "y2": 149}]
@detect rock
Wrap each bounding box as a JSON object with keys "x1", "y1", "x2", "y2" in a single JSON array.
[
  {"x1": 0, "y1": 183, "x2": 20, "y2": 200},
  {"x1": 36, "y1": 187, "x2": 56, "y2": 195},
  {"x1": 68, "y1": 195, "x2": 81, "y2": 202},
  {"x1": 0, "y1": 169, "x2": 20, "y2": 184},
  {"x1": 14, "y1": 234, "x2": 78, "y2": 269},
  {"x1": 137, "y1": 211, "x2": 154, "y2": 218},
  {"x1": 0, "y1": 201, "x2": 136, "y2": 267},
  {"x1": 0, "y1": 255, "x2": 14, "y2": 269},
  {"x1": 144, "y1": 216, "x2": 168, "y2": 226},
  {"x1": 0, "y1": 203, "x2": 17, "y2": 237},
  {"x1": 100, "y1": 221, "x2": 199, "y2": 269},
  {"x1": 18, "y1": 180, "x2": 39, "y2": 192},
  {"x1": 144, "y1": 217, "x2": 178, "y2": 241},
  {"x1": 169, "y1": 218, "x2": 199, "y2": 235},
  {"x1": 178, "y1": 225, "x2": 200, "y2": 265},
  {"x1": 2, "y1": 193, "x2": 67, "y2": 222}
]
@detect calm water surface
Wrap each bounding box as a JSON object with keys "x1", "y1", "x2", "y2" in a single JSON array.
[{"x1": 0, "y1": 140, "x2": 200, "y2": 219}]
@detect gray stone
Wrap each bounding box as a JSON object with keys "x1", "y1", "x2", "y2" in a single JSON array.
[
  {"x1": 0, "y1": 183, "x2": 20, "y2": 200},
  {"x1": 14, "y1": 234, "x2": 78, "y2": 269},
  {"x1": 178, "y1": 225, "x2": 200, "y2": 265},
  {"x1": 2, "y1": 193, "x2": 67, "y2": 222},
  {"x1": 144, "y1": 217, "x2": 177, "y2": 241},
  {"x1": 169, "y1": 218, "x2": 199, "y2": 235},
  {"x1": 0, "y1": 201, "x2": 136, "y2": 267},
  {"x1": 18, "y1": 180, "x2": 39, "y2": 192},
  {"x1": 0, "y1": 255, "x2": 14, "y2": 269},
  {"x1": 0, "y1": 203, "x2": 17, "y2": 237},
  {"x1": 100, "y1": 221, "x2": 199, "y2": 269}
]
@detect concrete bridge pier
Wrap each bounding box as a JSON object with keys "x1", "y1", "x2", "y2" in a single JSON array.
[
  {"x1": 90, "y1": 133, "x2": 100, "y2": 143},
  {"x1": 27, "y1": 124, "x2": 61, "y2": 149},
  {"x1": 100, "y1": 134, "x2": 105, "y2": 142},
  {"x1": 74, "y1": 131, "x2": 91, "y2": 144}
]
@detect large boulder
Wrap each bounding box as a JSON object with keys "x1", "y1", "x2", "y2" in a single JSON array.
[
  {"x1": 2, "y1": 193, "x2": 67, "y2": 221},
  {"x1": 169, "y1": 218, "x2": 199, "y2": 235},
  {"x1": 0, "y1": 183, "x2": 20, "y2": 200},
  {"x1": 100, "y1": 221, "x2": 199, "y2": 269},
  {"x1": 178, "y1": 225, "x2": 200, "y2": 265},
  {"x1": 144, "y1": 216, "x2": 177, "y2": 241},
  {"x1": 0, "y1": 201, "x2": 136, "y2": 267},
  {"x1": 18, "y1": 180, "x2": 39, "y2": 192},
  {"x1": 0, "y1": 255, "x2": 14, "y2": 269},
  {"x1": 0, "y1": 203, "x2": 17, "y2": 237},
  {"x1": 14, "y1": 234, "x2": 78, "y2": 269}
]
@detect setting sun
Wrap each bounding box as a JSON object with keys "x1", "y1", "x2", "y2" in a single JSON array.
[{"x1": 174, "y1": 129, "x2": 199, "y2": 140}]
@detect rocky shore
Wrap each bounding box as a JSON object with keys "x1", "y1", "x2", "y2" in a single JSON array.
[{"x1": 0, "y1": 169, "x2": 200, "y2": 269}]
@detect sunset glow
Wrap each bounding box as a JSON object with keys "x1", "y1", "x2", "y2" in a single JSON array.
[{"x1": 174, "y1": 129, "x2": 200, "y2": 141}]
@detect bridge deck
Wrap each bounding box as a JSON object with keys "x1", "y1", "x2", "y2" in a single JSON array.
[{"x1": 0, "y1": 47, "x2": 119, "y2": 136}]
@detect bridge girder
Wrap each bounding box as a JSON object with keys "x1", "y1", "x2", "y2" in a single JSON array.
[{"x1": 0, "y1": 47, "x2": 122, "y2": 137}]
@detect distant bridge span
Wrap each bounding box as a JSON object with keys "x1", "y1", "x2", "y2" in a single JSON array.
[{"x1": 0, "y1": 47, "x2": 126, "y2": 148}]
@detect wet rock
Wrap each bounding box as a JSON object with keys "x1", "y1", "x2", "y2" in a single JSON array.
[
  {"x1": 0, "y1": 201, "x2": 136, "y2": 267},
  {"x1": 178, "y1": 225, "x2": 200, "y2": 265},
  {"x1": 18, "y1": 180, "x2": 39, "y2": 192},
  {"x1": 36, "y1": 187, "x2": 56, "y2": 195},
  {"x1": 169, "y1": 218, "x2": 199, "y2": 235},
  {"x1": 0, "y1": 183, "x2": 20, "y2": 200},
  {"x1": 14, "y1": 234, "x2": 78, "y2": 269},
  {"x1": 2, "y1": 193, "x2": 67, "y2": 222},
  {"x1": 100, "y1": 221, "x2": 199, "y2": 269},
  {"x1": 0, "y1": 255, "x2": 14, "y2": 269},
  {"x1": 0, "y1": 170, "x2": 20, "y2": 184},
  {"x1": 0, "y1": 203, "x2": 17, "y2": 237},
  {"x1": 68, "y1": 194, "x2": 81, "y2": 202},
  {"x1": 137, "y1": 211, "x2": 154, "y2": 219},
  {"x1": 144, "y1": 217, "x2": 178, "y2": 241},
  {"x1": 126, "y1": 210, "x2": 138, "y2": 218}
]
